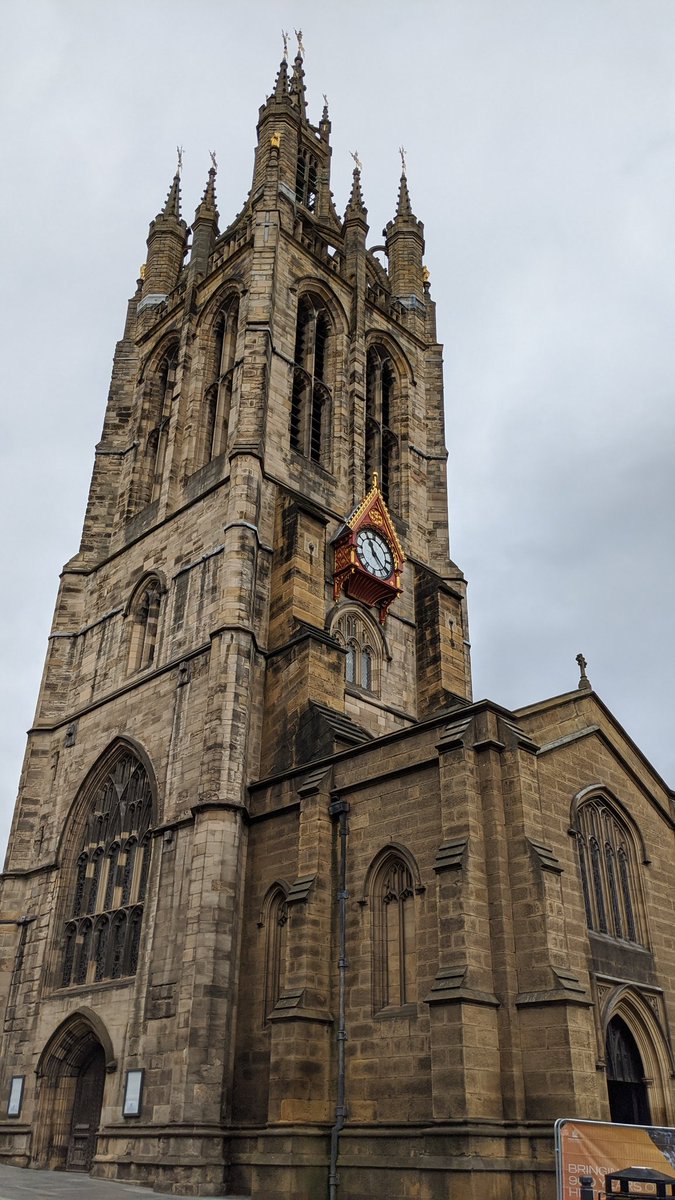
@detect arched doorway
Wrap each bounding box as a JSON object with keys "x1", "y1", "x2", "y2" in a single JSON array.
[
  {"x1": 606, "y1": 1015, "x2": 650, "y2": 1125},
  {"x1": 66, "y1": 1043, "x2": 106, "y2": 1169},
  {"x1": 32, "y1": 1011, "x2": 115, "y2": 1171}
]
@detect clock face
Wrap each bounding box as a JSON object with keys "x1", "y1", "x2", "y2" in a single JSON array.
[{"x1": 355, "y1": 527, "x2": 394, "y2": 580}]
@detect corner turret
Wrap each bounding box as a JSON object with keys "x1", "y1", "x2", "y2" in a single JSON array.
[
  {"x1": 384, "y1": 158, "x2": 425, "y2": 307},
  {"x1": 189, "y1": 158, "x2": 219, "y2": 280},
  {"x1": 139, "y1": 163, "x2": 188, "y2": 312}
]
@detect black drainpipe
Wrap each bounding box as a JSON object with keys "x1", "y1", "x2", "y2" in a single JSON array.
[{"x1": 328, "y1": 796, "x2": 350, "y2": 1200}]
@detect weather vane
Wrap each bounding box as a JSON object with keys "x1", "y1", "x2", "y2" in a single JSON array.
[
  {"x1": 282, "y1": 29, "x2": 289, "y2": 60},
  {"x1": 350, "y1": 149, "x2": 362, "y2": 173},
  {"x1": 295, "y1": 28, "x2": 304, "y2": 55},
  {"x1": 399, "y1": 145, "x2": 407, "y2": 175},
  {"x1": 323, "y1": 92, "x2": 329, "y2": 109},
  {"x1": 176, "y1": 145, "x2": 183, "y2": 176},
  {"x1": 209, "y1": 150, "x2": 217, "y2": 171}
]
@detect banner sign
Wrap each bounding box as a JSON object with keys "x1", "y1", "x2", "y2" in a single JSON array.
[{"x1": 556, "y1": 1119, "x2": 675, "y2": 1198}]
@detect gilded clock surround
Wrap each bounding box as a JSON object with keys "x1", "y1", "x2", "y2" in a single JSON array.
[{"x1": 332, "y1": 475, "x2": 405, "y2": 622}]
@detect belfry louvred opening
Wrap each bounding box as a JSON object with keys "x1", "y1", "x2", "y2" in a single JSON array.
[{"x1": 1, "y1": 36, "x2": 674, "y2": 1200}]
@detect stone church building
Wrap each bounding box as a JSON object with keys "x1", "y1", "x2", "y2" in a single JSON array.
[{"x1": 1, "y1": 45, "x2": 674, "y2": 1200}]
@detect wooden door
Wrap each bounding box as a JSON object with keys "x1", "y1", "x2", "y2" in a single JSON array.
[
  {"x1": 66, "y1": 1044, "x2": 105, "y2": 1170},
  {"x1": 606, "y1": 1015, "x2": 651, "y2": 1126}
]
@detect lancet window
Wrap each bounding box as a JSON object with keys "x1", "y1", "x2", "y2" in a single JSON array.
[
  {"x1": 203, "y1": 297, "x2": 239, "y2": 463},
  {"x1": 295, "y1": 149, "x2": 318, "y2": 211},
  {"x1": 370, "y1": 850, "x2": 417, "y2": 1013},
  {"x1": 262, "y1": 884, "x2": 288, "y2": 1022},
  {"x1": 148, "y1": 345, "x2": 178, "y2": 504},
  {"x1": 575, "y1": 797, "x2": 645, "y2": 945},
  {"x1": 61, "y1": 750, "x2": 153, "y2": 989},
  {"x1": 290, "y1": 295, "x2": 332, "y2": 467},
  {"x1": 128, "y1": 577, "x2": 162, "y2": 673},
  {"x1": 331, "y1": 608, "x2": 381, "y2": 694},
  {"x1": 365, "y1": 346, "x2": 400, "y2": 511}
]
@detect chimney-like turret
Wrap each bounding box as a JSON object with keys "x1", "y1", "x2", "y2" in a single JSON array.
[
  {"x1": 139, "y1": 167, "x2": 188, "y2": 312},
  {"x1": 189, "y1": 161, "x2": 219, "y2": 280},
  {"x1": 384, "y1": 169, "x2": 425, "y2": 306}
]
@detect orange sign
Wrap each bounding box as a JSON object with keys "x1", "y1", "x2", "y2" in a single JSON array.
[{"x1": 556, "y1": 1119, "x2": 675, "y2": 1198}]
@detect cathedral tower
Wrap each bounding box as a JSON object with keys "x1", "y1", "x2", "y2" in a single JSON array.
[
  {"x1": 0, "y1": 45, "x2": 470, "y2": 1195},
  {"x1": 2, "y1": 38, "x2": 675, "y2": 1200}
]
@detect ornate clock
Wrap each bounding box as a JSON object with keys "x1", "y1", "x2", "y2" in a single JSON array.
[{"x1": 332, "y1": 476, "x2": 404, "y2": 622}]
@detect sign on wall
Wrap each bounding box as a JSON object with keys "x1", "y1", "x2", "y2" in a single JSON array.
[{"x1": 556, "y1": 1119, "x2": 675, "y2": 1198}]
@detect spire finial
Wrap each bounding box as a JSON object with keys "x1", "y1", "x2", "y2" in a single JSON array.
[
  {"x1": 345, "y1": 153, "x2": 368, "y2": 222},
  {"x1": 200, "y1": 156, "x2": 218, "y2": 208},
  {"x1": 190, "y1": 155, "x2": 219, "y2": 272},
  {"x1": 161, "y1": 161, "x2": 182, "y2": 219},
  {"x1": 282, "y1": 29, "x2": 290, "y2": 61},
  {"x1": 289, "y1": 31, "x2": 307, "y2": 116},
  {"x1": 272, "y1": 52, "x2": 289, "y2": 99},
  {"x1": 396, "y1": 163, "x2": 413, "y2": 217},
  {"x1": 576, "y1": 652, "x2": 592, "y2": 691},
  {"x1": 322, "y1": 92, "x2": 329, "y2": 120}
]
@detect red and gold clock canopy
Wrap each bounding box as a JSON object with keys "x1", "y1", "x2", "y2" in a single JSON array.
[{"x1": 332, "y1": 475, "x2": 405, "y2": 623}]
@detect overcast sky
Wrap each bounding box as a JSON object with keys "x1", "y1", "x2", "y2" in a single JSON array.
[{"x1": 1, "y1": 0, "x2": 674, "y2": 861}]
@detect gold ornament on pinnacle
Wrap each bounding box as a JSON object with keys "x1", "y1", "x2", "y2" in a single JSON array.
[{"x1": 270, "y1": 131, "x2": 281, "y2": 149}]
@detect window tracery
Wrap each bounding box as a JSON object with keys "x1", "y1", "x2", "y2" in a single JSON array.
[
  {"x1": 203, "y1": 297, "x2": 239, "y2": 463},
  {"x1": 365, "y1": 345, "x2": 400, "y2": 511},
  {"x1": 331, "y1": 608, "x2": 381, "y2": 694},
  {"x1": 60, "y1": 750, "x2": 153, "y2": 989},
  {"x1": 575, "y1": 797, "x2": 644, "y2": 945},
  {"x1": 128, "y1": 578, "x2": 162, "y2": 674},
  {"x1": 295, "y1": 149, "x2": 318, "y2": 211},
  {"x1": 369, "y1": 850, "x2": 417, "y2": 1013},
  {"x1": 262, "y1": 884, "x2": 288, "y2": 1022},
  {"x1": 290, "y1": 295, "x2": 332, "y2": 468},
  {"x1": 148, "y1": 345, "x2": 178, "y2": 504}
]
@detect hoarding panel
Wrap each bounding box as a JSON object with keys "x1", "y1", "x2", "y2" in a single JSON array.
[{"x1": 556, "y1": 1119, "x2": 675, "y2": 1199}]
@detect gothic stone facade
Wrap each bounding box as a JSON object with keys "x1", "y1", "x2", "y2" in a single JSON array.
[{"x1": 1, "y1": 49, "x2": 674, "y2": 1200}]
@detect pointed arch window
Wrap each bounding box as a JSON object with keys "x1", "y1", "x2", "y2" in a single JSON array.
[
  {"x1": 290, "y1": 295, "x2": 332, "y2": 468},
  {"x1": 262, "y1": 884, "x2": 288, "y2": 1023},
  {"x1": 368, "y1": 849, "x2": 418, "y2": 1013},
  {"x1": 148, "y1": 345, "x2": 178, "y2": 504},
  {"x1": 295, "y1": 149, "x2": 318, "y2": 211},
  {"x1": 128, "y1": 577, "x2": 163, "y2": 674},
  {"x1": 575, "y1": 797, "x2": 645, "y2": 946},
  {"x1": 203, "y1": 297, "x2": 239, "y2": 463},
  {"x1": 366, "y1": 346, "x2": 400, "y2": 512},
  {"x1": 60, "y1": 749, "x2": 154, "y2": 989},
  {"x1": 331, "y1": 607, "x2": 382, "y2": 695}
]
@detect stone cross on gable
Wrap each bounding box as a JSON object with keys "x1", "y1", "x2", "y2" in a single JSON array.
[{"x1": 576, "y1": 652, "x2": 591, "y2": 691}]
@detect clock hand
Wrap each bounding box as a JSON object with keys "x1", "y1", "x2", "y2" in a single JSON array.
[{"x1": 370, "y1": 539, "x2": 386, "y2": 568}]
